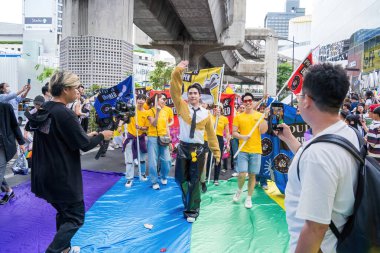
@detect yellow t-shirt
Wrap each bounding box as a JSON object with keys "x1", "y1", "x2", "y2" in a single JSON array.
[
  {"x1": 145, "y1": 108, "x2": 169, "y2": 137},
  {"x1": 233, "y1": 111, "x2": 264, "y2": 154},
  {"x1": 162, "y1": 106, "x2": 174, "y2": 123},
  {"x1": 127, "y1": 109, "x2": 147, "y2": 136},
  {"x1": 212, "y1": 115, "x2": 229, "y2": 136}
]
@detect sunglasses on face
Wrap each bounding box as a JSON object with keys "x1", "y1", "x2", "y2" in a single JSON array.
[{"x1": 243, "y1": 99, "x2": 253, "y2": 104}]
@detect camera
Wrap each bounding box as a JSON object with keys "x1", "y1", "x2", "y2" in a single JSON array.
[{"x1": 113, "y1": 101, "x2": 135, "y2": 124}]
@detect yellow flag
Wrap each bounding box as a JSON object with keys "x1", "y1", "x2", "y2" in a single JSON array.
[{"x1": 182, "y1": 67, "x2": 223, "y2": 104}]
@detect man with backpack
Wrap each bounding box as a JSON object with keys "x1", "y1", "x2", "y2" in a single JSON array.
[{"x1": 276, "y1": 63, "x2": 360, "y2": 252}]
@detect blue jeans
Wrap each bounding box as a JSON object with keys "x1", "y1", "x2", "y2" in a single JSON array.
[
  {"x1": 147, "y1": 137, "x2": 171, "y2": 184},
  {"x1": 237, "y1": 152, "x2": 261, "y2": 174}
]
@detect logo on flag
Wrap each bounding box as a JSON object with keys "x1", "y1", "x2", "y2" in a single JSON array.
[
  {"x1": 94, "y1": 76, "x2": 134, "y2": 119},
  {"x1": 182, "y1": 67, "x2": 223, "y2": 104},
  {"x1": 287, "y1": 52, "x2": 313, "y2": 95}
]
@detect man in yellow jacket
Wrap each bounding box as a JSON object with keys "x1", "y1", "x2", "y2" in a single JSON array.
[{"x1": 170, "y1": 60, "x2": 220, "y2": 223}]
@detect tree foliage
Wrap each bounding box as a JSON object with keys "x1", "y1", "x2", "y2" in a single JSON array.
[
  {"x1": 277, "y1": 62, "x2": 293, "y2": 100},
  {"x1": 35, "y1": 64, "x2": 57, "y2": 84},
  {"x1": 148, "y1": 61, "x2": 173, "y2": 90}
]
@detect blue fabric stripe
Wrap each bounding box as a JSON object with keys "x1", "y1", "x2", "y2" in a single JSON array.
[{"x1": 72, "y1": 177, "x2": 191, "y2": 253}]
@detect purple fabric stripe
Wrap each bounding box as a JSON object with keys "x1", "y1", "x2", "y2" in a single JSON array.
[{"x1": 0, "y1": 170, "x2": 121, "y2": 253}]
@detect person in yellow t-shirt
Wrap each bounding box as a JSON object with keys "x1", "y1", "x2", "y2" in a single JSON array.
[
  {"x1": 145, "y1": 93, "x2": 171, "y2": 190},
  {"x1": 124, "y1": 94, "x2": 149, "y2": 188},
  {"x1": 207, "y1": 103, "x2": 230, "y2": 186},
  {"x1": 162, "y1": 105, "x2": 174, "y2": 127},
  {"x1": 232, "y1": 92, "x2": 268, "y2": 209}
]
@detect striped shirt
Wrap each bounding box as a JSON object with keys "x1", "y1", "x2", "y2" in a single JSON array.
[{"x1": 366, "y1": 120, "x2": 380, "y2": 162}]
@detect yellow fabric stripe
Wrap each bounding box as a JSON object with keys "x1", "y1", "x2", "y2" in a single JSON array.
[{"x1": 264, "y1": 181, "x2": 285, "y2": 210}]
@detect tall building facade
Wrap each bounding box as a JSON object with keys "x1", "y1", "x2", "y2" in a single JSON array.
[
  {"x1": 264, "y1": 0, "x2": 305, "y2": 38},
  {"x1": 60, "y1": 0, "x2": 134, "y2": 89},
  {"x1": 23, "y1": 0, "x2": 62, "y2": 66}
]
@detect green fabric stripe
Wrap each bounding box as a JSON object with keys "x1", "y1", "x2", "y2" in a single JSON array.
[{"x1": 191, "y1": 178, "x2": 289, "y2": 253}]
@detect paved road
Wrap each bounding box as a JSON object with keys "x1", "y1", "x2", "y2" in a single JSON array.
[{"x1": 6, "y1": 147, "x2": 235, "y2": 188}]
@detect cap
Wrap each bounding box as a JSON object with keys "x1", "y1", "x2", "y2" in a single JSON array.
[
  {"x1": 368, "y1": 104, "x2": 380, "y2": 112},
  {"x1": 33, "y1": 95, "x2": 45, "y2": 106}
]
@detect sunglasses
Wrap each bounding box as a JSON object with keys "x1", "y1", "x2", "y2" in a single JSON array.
[{"x1": 243, "y1": 99, "x2": 253, "y2": 104}]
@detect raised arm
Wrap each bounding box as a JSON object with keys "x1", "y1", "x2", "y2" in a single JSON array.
[{"x1": 169, "y1": 61, "x2": 189, "y2": 113}]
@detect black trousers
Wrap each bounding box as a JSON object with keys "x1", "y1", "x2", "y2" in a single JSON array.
[
  {"x1": 175, "y1": 142, "x2": 206, "y2": 219},
  {"x1": 206, "y1": 135, "x2": 224, "y2": 181},
  {"x1": 46, "y1": 200, "x2": 85, "y2": 253},
  {"x1": 81, "y1": 118, "x2": 89, "y2": 133}
]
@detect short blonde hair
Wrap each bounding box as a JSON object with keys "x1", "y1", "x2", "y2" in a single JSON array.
[{"x1": 49, "y1": 71, "x2": 80, "y2": 96}]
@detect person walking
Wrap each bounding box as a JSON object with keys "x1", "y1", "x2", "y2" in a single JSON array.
[
  {"x1": 232, "y1": 93, "x2": 268, "y2": 209},
  {"x1": 146, "y1": 93, "x2": 172, "y2": 190},
  {"x1": 28, "y1": 71, "x2": 113, "y2": 253},
  {"x1": 0, "y1": 102, "x2": 26, "y2": 205},
  {"x1": 170, "y1": 60, "x2": 220, "y2": 223}
]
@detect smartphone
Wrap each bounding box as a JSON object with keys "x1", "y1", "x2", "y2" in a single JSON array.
[
  {"x1": 27, "y1": 78, "x2": 31, "y2": 85},
  {"x1": 270, "y1": 102, "x2": 284, "y2": 131}
]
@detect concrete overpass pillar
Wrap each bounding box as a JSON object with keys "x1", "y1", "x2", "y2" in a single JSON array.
[
  {"x1": 264, "y1": 36, "x2": 278, "y2": 96},
  {"x1": 60, "y1": 0, "x2": 134, "y2": 89}
]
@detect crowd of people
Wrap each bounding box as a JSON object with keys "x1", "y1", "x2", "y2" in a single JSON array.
[{"x1": 0, "y1": 61, "x2": 377, "y2": 252}]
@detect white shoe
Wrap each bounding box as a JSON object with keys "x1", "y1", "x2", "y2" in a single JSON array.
[
  {"x1": 152, "y1": 183, "x2": 160, "y2": 190},
  {"x1": 140, "y1": 174, "x2": 148, "y2": 181},
  {"x1": 231, "y1": 172, "x2": 238, "y2": 177},
  {"x1": 69, "y1": 246, "x2": 81, "y2": 253},
  {"x1": 161, "y1": 179, "x2": 168, "y2": 185},
  {"x1": 107, "y1": 146, "x2": 114, "y2": 151},
  {"x1": 232, "y1": 189, "x2": 242, "y2": 202},
  {"x1": 245, "y1": 197, "x2": 253, "y2": 209},
  {"x1": 125, "y1": 180, "x2": 133, "y2": 188},
  {"x1": 262, "y1": 185, "x2": 269, "y2": 190},
  {"x1": 186, "y1": 217, "x2": 196, "y2": 223}
]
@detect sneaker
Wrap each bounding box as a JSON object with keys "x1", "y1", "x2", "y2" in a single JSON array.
[
  {"x1": 231, "y1": 172, "x2": 239, "y2": 177},
  {"x1": 161, "y1": 179, "x2": 168, "y2": 185},
  {"x1": 213, "y1": 180, "x2": 219, "y2": 186},
  {"x1": 152, "y1": 183, "x2": 160, "y2": 190},
  {"x1": 186, "y1": 217, "x2": 196, "y2": 223},
  {"x1": 262, "y1": 185, "x2": 269, "y2": 190},
  {"x1": 221, "y1": 169, "x2": 227, "y2": 173},
  {"x1": 125, "y1": 180, "x2": 133, "y2": 188},
  {"x1": 0, "y1": 191, "x2": 15, "y2": 205},
  {"x1": 107, "y1": 146, "x2": 114, "y2": 151},
  {"x1": 244, "y1": 197, "x2": 253, "y2": 209},
  {"x1": 201, "y1": 182, "x2": 207, "y2": 193},
  {"x1": 232, "y1": 189, "x2": 242, "y2": 202},
  {"x1": 69, "y1": 246, "x2": 81, "y2": 253},
  {"x1": 140, "y1": 174, "x2": 148, "y2": 181}
]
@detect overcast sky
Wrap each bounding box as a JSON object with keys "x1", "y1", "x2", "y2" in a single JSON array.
[{"x1": 0, "y1": 0, "x2": 312, "y2": 28}]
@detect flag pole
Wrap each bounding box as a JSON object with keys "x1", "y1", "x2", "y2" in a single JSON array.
[
  {"x1": 132, "y1": 75, "x2": 143, "y2": 180},
  {"x1": 233, "y1": 51, "x2": 313, "y2": 159},
  {"x1": 208, "y1": 65, "x2": 225, "y2": 184}
]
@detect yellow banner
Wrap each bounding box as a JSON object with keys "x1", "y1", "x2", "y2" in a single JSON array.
[
  {"x1": 182, "y1": 67, "x2": 223, "y2": 104},
  {"x1": 363, "y1": 35, "x2": 380, "y2": 73}
]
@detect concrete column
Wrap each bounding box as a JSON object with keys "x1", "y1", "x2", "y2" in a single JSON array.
[{"x1": 264, "y1": 36, "x2": 278, "y2": 96}]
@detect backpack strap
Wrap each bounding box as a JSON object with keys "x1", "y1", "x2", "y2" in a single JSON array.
[{"x1": 296, "y1": 130, "x2": 365, "y2": 240}]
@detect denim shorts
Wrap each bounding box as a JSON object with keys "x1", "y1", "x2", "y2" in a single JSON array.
[{"x1": 237, "y1": 152, "x2": 261, "y2": 174}]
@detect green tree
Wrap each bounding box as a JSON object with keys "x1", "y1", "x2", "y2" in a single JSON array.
[
  {"x1": 148, "y1": 61, "x2": 173, "y2": 90},
  {"x1": 35, "y1": 64, "x2": 57, "y2": 84},
  {"x1": 277, "y1": 62, "x2": 293, "y2": 100}
]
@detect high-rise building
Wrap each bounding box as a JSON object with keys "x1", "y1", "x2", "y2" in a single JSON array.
[
  {"x1": 264, "y1": 0, "x2": 305, "y2": 38},
  {"x1": 23, "y1": 0, "x2": 62, "y2": 66}
]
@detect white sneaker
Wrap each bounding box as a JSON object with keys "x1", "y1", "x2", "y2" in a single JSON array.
[
  {"x1": 232, "y1": 189, "x2": 242, "y2": 202},
  {"x1": 152, "y1": 183, "x2": 160, "y2": 190},
  {"x1": 186, "y1": 217, "x2": 196, "y2": 223},
  {"x1": 245, "y1": 197, "x2": 253, "y2": 209},
  {"x1": 161, "y1": 179, "x2": 168, "y2": 185},
  {"x1": 231, "y1": 172, "x2": 238, "y2": 177},
  {"x1": 262, "y1": 185, "x2": 269, "y2": 190},
  {"x1": 107, "y1": 146, "x2": 114, "y2": 151},
  {"x1": 125, "y1": 180, "x2": 133, "y2": 188},
  {"x1": 69, "y1": 246, "x2": 81, "y2": 253},
  {"x1": 140, "y1": 174, "x2": 148, "y2": 181}
]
